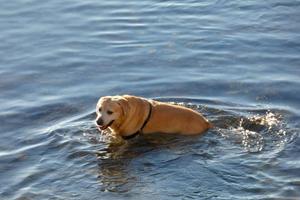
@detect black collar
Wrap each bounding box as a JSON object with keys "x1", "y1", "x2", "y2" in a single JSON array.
[{"x1": 122, "y1": 101, "x2": 153, "y2": 140}]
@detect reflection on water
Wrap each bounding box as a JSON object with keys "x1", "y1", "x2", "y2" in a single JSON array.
[{"x1": 97, "y1": 153, "x2": 136, "y2": 193}]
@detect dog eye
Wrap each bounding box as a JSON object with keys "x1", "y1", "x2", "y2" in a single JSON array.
[
  {"x1": 99, "y1": 107, "x2": 102, "y2": 112},
  {"x1": 107, "y1": 110, "x2": 113, "y2": 115}
]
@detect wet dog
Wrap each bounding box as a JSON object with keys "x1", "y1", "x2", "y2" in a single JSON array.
[{"x1": 96, "y1": 95, "x2": 212, "y2": 140}]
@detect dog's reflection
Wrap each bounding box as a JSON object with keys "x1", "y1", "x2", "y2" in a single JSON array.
[
  {"x1": 96, "y1": 155, "x2": 136, "y2": 192},
  {"x1": 95, "y1": 134, "x2": 182, "y2": 193},
  {"x1": 95, "y1": 137, "x2": 152, "y2": 193}
]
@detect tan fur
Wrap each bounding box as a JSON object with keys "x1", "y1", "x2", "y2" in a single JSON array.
[{"x1": 96, "y1": 95, "x2": 212, "y2": 138}]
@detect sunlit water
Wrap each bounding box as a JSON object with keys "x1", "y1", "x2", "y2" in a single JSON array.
[{"x1": 1, "y1": 0, "x2": 300, "y2": 199}]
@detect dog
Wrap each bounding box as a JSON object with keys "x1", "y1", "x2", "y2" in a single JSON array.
[{"x1": 95, "y1": 95, "x2": 212, "y2": 140}]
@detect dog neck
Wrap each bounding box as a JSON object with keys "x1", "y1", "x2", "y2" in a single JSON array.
[{"x1": 122, "y1": 101, "x2": 153, "y2": 140}]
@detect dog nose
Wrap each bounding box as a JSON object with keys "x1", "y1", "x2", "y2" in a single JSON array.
[{"x1": 96, "y1": 118, "x2": 103, "y2": 126}]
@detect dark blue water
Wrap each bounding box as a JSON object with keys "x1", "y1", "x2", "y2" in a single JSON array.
[{"x1": 1, "y1": 0, "x2": 300, "y2": 199}]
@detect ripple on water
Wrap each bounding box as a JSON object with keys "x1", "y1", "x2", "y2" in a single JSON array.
[{"x1": 1, "y1": 99, "x2": 298, "y2": 199}]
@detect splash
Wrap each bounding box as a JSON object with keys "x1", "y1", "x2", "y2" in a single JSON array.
[
  {"x1": 224, "y1": 111, "x2": 288, "y2": 153},
  {"x1": 250, "y1": 111, "x2": 287, "y2": 137},
  {"x1": 230, "y1": 118, "x2": 264, "y2": 153},
  {"x1": 250, "y1": 112, "x2": 279, "y2": 129}
]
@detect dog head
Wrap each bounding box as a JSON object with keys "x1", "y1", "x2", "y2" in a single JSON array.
[{"x1": 95, "y1": 96, "x2": 129, "y2": 130}]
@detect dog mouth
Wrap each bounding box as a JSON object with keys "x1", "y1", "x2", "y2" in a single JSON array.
[{"x1": 98, "y1": 120, "x2": 115, "y2": 130}]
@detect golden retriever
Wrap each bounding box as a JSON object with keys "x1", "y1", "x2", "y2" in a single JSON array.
[{"x1": 96, "y1": 95, "x2": 212, "y2": 140}]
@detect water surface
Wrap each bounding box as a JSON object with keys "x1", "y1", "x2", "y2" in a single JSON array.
[{"x1": 0, "y1": 0, "x2": 300, "y2": 199}]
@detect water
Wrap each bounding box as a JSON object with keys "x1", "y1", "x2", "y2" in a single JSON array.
[{"x1": 1, "y1": 0, "x2": 300, "y2": 199}]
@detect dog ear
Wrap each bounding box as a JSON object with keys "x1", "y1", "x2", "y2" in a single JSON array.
[{"x1": 114, "y1": 96, "x2": 130, "y2": 117}]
